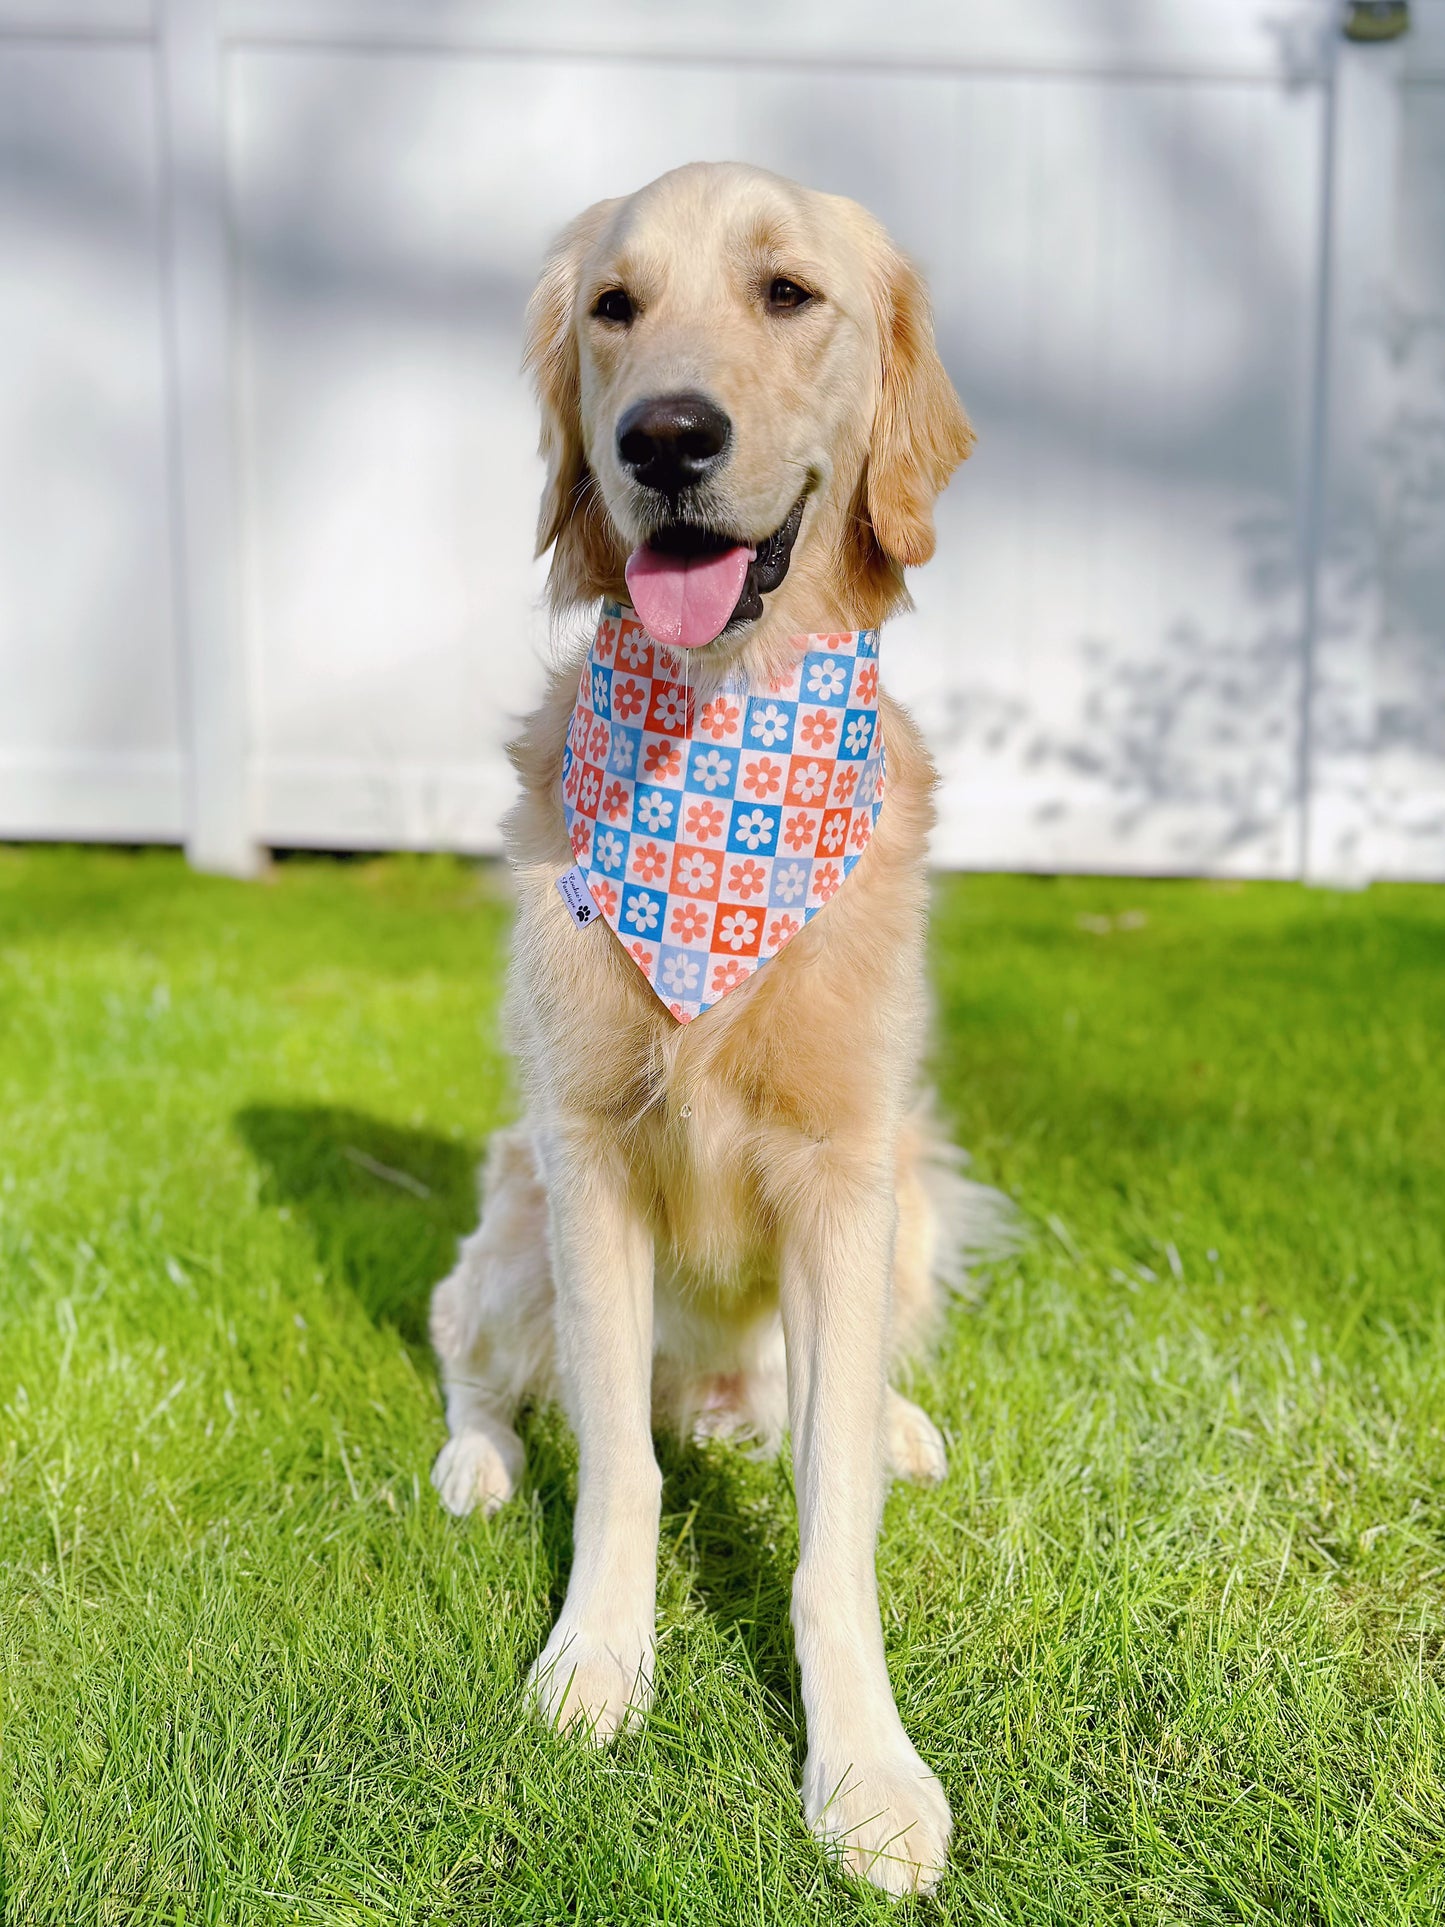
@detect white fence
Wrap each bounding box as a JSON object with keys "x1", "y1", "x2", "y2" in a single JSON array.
[{"x1": 2, "y1": 1, "x2": 1443, "y2": 883}]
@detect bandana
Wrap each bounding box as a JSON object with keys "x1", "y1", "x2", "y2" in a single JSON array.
[{"x1": 560, "y1": 601, "x2": 885, "y2": 1023}]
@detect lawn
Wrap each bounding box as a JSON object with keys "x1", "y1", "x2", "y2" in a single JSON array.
[{"x1": 2, "y1": 846, "x2": 1443, "y2": 1925}]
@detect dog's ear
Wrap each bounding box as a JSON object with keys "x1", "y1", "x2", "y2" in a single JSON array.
[
  {"x1": 865, "y1": 245, "x2": 973, "y2": 568},
  {"x1": 523, "y1": 203, "x2": 624, "y2": 607}
]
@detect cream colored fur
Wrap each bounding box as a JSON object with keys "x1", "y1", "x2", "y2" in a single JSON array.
[{"x1": 429, "y1": 162, "x2": 1001, "y2": 1898}]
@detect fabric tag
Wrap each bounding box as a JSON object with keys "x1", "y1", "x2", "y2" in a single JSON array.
[{"x1": 556, "y1": 864, "x2": 601, "y2": 928}]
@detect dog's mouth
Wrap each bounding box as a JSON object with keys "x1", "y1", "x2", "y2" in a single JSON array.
[{"x1": 623, "y1": 492, "x2": 808, "y2": 651}]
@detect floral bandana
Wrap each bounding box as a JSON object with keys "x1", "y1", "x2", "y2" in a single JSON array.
[{"x1": 560, "y1": 601, "x2": 885, "y2": 1024}]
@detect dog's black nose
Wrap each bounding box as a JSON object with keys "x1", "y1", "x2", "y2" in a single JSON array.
[{"x1": 616, "y1": 393, "x2": 731, "y2": 497}]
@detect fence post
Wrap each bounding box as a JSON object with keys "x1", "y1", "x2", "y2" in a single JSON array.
[
  {"x1": 1300, "y1": 29, "x2": 1404, "y2": 887},
  {"x1": 159, "y1": 0, "x2": 261, "y2": 877}
]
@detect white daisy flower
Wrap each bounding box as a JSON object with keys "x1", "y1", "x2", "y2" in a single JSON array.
[
  {"x1": 748, "y1": 702, "x2": 790, "y2": 747},
  {"x1": 773, "y1": 862, "x2": 807, "y2": 904},
  {"x1": 691, "y1": 749, "x2": 731, "y2": 793},
  {"x1": 661, "y1": 953, "x2": 700, "y2": 994},
  {"x1": 636, "y1": 790, "x2": 674, "y2": 832},
  {"x1": 805, "y1": 658, "x2": 846, "y2": 700},
  {"x1": 732, "y1": 808, "x2": 775, "y2": 852}
]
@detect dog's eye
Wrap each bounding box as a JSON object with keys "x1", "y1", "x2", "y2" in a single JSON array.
[
  {"x1": 767, "y1": 277, "x2": 815, "y2": 312},
  {"x1": 592, "y1": 288, "x2": 634, "y2": 325}
]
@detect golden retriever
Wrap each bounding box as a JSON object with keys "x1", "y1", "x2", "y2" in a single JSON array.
[{"x1": 429, "y1": 160, "x2": 999, "y2": 1896}]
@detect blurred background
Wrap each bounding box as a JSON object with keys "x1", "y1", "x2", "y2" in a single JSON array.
[{"x1": 1, "y1": 0, "x2": 1441, "y2": 887}]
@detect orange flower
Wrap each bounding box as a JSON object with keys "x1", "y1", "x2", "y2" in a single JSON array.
[
  {"x1": 683, "y1": 799, "x2": 724, "y2": 842},
  {"x1": 698, "y1": 696, "x2": 740, "y2": 740},
  {"x1": 631, "y1": 840, "x2": 668, "y2": 884},
  {"x1": 726, "y1": 858, "x2": 767, "y2": 901},
  {"x1": 742, "y1": 756, "x2": 783, "y2": 800}
]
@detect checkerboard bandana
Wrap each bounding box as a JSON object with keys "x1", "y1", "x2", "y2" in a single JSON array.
[{"x1": 561, "y1": 601, "x2": 886, "y2": 1024}]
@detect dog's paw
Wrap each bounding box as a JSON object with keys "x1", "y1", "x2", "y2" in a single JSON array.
[
  {"x1": 885, "y1": 1392, "x2": 948, "y2": 1487},
  {"x1": 804, "y1": 1737, "x2": 953, "y2": 1896},
  {"x1": 431, "y1": 1429, "x2": 520, "y2": 1518},
  {"x1": 527, "y1": 1620, "x2": 654, "y2": 1744}
]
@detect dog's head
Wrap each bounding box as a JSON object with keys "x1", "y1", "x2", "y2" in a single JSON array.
[{"x1": 525, "y1": 162, "x2": 973, "y2": 655}]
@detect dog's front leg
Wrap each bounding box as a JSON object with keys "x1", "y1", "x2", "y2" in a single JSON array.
[
  {"x1": 781, "y1": 1152, "x2": 952, "y2": 1896},
  {"x1": 528, "y1": 1121, "x2": 660, "y2": 1742}
]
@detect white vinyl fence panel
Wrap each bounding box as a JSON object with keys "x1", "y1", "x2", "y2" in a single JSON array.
[{"x1": 1, "y1": 0, "x2": 1442, "y2": 882}]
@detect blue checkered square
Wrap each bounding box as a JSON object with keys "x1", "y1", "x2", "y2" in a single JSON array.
[
  {"x1": 799, "y1": 653, "x2": 851, "y2": 706},
  {"x1": 618, "y1": 884, "x2": 666, "y2": 943},
  {"x1": 726, "y1": 803, "x2": 780, "y2": 855},
  {"x1": 606, "y1": 724, "x2": 640, "y2": 777},
  {"x1": 838, "y1": 709, "x2": 876, "y2": 761},
  {"x1": 742, "y1": 697, "x2": 796, "y2": 750},
  {"x1": 631, "y1": 785, "x2": 680, "y2": 838}
]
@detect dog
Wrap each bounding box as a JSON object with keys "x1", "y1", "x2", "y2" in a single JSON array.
[{"x1": 429, "y1": 161, "x2": 1002, "y2": 1896}]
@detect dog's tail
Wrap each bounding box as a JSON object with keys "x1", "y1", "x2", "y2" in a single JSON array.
[{"x1": 901, "y1": 1091, "x2": 1020, "y2": 1315}]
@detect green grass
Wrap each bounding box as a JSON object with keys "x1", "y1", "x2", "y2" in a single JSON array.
[{"x1": 2, "y1": 846, "x2": 1443, "y2": 1925}]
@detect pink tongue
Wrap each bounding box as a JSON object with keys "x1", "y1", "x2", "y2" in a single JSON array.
[{"x1": 624, "y1": 543, "x2": 752, "y2": 650}]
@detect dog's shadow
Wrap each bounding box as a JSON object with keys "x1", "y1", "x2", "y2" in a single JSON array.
[
  {"x1": 234, "y1": 1102, "x2": 481, "y2": 1345},
  {"x1": 234, "y1": 1102, "x2": 802, "y2": 1721},
  {"x1": 656, "y1": 1434, "x2": 804, "y2": 1733}
]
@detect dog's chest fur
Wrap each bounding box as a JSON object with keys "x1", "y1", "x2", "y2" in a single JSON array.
[{"x1": 500, "y1": 651, "x2": 938, "y2": 1287}]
